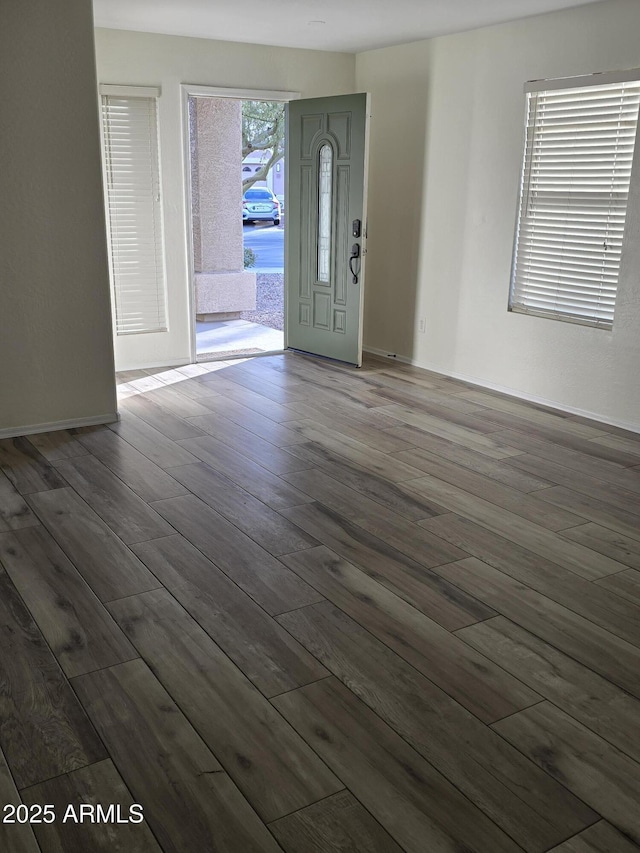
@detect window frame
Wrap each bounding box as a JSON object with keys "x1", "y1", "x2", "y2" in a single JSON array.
[{"x1": 509, "y1": 68, "x2": 640, "y2": 330}]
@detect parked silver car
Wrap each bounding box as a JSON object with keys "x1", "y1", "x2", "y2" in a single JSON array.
[{"x1": 242, "y1": 187, "x2": 281, "y2": 225}]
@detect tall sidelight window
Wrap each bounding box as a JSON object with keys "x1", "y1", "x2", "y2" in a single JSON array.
[
  {"x1": 317, "y1": 143, "x2": 333, "y2": 283},
  {"x1": 101, "y1": 86, "x2": 167, "y2": 335},
  {"x1": 509, "y1": 70, "x2": 640, "y2": 329}
]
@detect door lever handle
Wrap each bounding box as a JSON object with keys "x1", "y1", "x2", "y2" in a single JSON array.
[{"x1": 349, "y1": 243, "x2": 360, "y2": 284}]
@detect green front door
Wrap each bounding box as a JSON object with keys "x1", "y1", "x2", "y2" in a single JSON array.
[{"x1": 285, "y1": 93, "x2": 370, "y2": 366}]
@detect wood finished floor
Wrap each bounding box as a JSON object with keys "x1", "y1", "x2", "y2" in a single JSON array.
[{"x1": 1, "y1": 352, "x2": 640, "y2": 852}]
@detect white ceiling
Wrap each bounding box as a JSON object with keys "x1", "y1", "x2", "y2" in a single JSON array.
[{"x1": 93, "y1": 0, "x2": 604, "y2": 54}]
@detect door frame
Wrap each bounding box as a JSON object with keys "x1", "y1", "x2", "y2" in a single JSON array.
[{"x1": 180, "y1": 84, "x2": 300, "y2": 364}]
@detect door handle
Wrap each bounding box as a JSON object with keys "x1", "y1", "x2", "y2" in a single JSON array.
[{"x1": 349, "y1": 243, "x2": 360, "y2": 284}]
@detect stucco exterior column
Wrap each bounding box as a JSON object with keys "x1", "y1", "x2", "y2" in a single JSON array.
[{"x1": 191, "y1": 97, "x2": 256, "y2": 320}]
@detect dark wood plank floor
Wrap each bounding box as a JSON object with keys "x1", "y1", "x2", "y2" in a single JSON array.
[{"x1": 1, "y1": 351, "x2": 640, "y2": 852}]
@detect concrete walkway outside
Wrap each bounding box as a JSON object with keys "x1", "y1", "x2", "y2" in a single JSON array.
[{"x1": 196, "y1": 319, "x2": 284, "y2": 360}]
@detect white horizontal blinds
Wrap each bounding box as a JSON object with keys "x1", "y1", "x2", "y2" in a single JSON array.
[
  {"x1": 511, "y1": 76, "x2": 640, "y2": 328},
  {"x1": 101, "y1": 93, "x2": 167, "y2": 335}
]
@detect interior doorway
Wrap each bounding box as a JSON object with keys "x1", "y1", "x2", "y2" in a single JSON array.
[{"x1": 183, "y1": 86, "x2": 297, "y2": 362}]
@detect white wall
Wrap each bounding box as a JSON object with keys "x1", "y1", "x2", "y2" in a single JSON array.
[
  {"x1": 94, "y1": 28, "x2": 356, "y2": 369},
  {"x1": 0, "y1": 0, "x2": 117, "y2": 437},
  {"x1": 357, "y1": 0, "x2": 640, "y2": 430}
]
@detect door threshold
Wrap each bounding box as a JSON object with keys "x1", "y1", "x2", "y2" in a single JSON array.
[
  {"x1": 196, "y1": 348, "x2": 286, "y2": 364},
  {"x1": 287, "y1": 348, "x2": 361, "y2": 368}
]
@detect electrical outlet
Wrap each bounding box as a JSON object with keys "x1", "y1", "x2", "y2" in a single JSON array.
[{"x1": 418, "y1": 317, "x2": 426, "y2": 333}]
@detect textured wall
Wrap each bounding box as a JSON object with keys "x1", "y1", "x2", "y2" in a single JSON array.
[
  {"x1": 0, "y1": 0, "x2": 116, "y2": 435},
  {"x1": 192, "y1": 97, "x2": 243, "y2": 273},
  {"x1": 357, "y1": 0, "x2": 640, "y2": 429}
]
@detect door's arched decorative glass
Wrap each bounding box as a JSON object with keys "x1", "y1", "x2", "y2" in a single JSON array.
[{"x1": 317, "y1": 144, "x2": 333, "y2": 283}]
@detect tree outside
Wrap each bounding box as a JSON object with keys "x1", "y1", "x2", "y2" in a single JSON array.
[{"x1": 242, "y1": 101, "x2": 285, "y2": 192}]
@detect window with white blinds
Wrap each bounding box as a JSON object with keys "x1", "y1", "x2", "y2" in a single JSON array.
[
  {"x1": 101, "y1": 88, "x2": 167, "y2": 335},
  {"x1": 509, "y1": 70, "x2": 640, "y2": 329}
]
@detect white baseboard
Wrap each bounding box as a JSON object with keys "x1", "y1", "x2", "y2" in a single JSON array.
[
  {"x1": 0, "y1": 412, "x2": 120, "y2": 440},
  {"x1": 362, "y1": 347, "x2": 640, "y2": 435},
  {"x1": 363, "y1": 346, "x2": 414, "y2": 365},
  {"x1": 115, "y1": 357, "x2": 192, "y2": 372}
]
